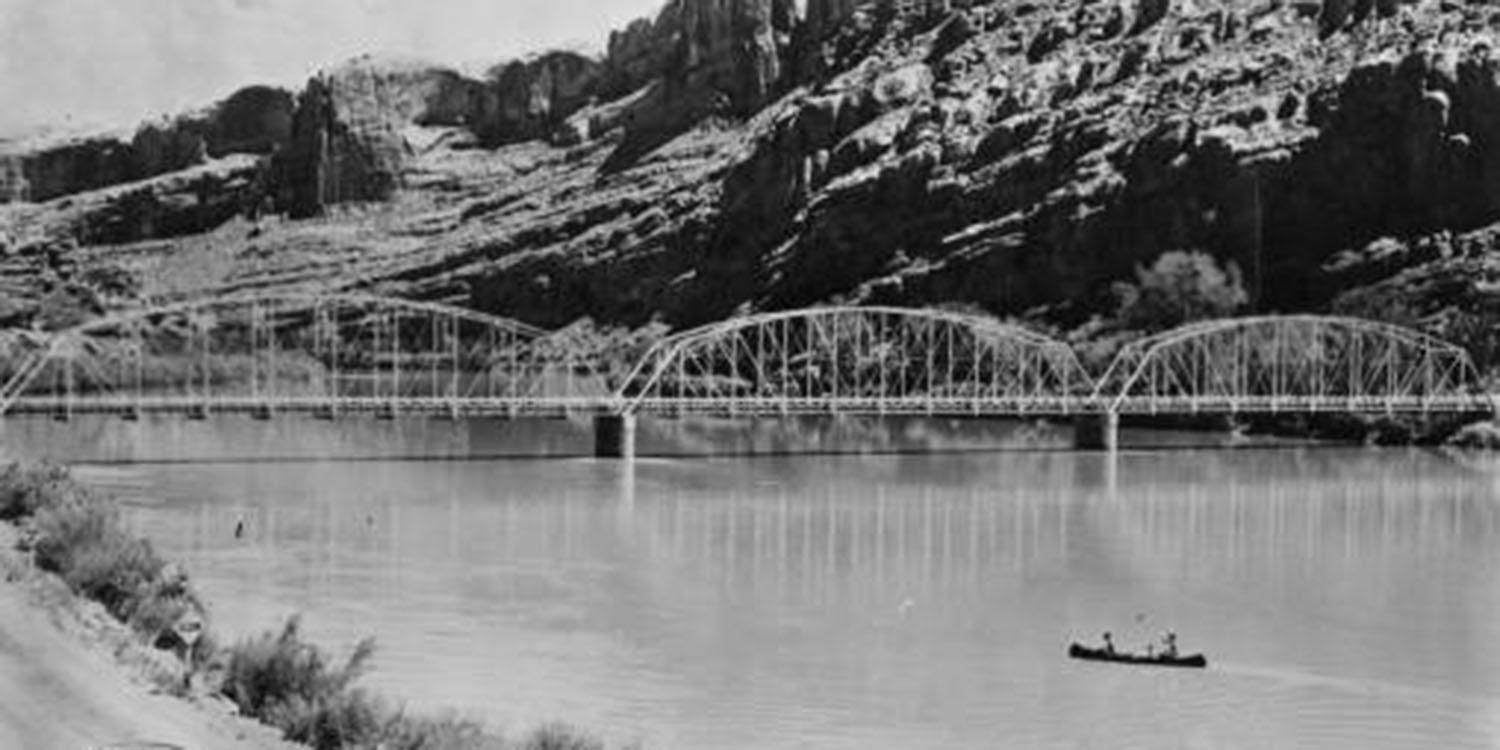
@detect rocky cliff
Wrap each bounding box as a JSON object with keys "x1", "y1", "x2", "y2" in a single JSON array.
[{"x1": 4, "y1": 0, "x2": 1500, "y2": 364}]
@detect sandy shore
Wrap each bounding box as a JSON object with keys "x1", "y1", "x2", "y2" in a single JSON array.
[{"x1": 0, "y1": 523, "x2": 302, "y2": 750}]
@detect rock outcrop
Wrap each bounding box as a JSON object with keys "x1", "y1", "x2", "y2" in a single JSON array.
[
  {"x1": 0, "y1": 86, "x2": 294, "y2": 206},
  {"x1": 10, "y1": 0, "x2": 1500, "y2": 361},
  {"x1": 478, "y1": 52, "x2": 604, "y2": 145},
  {"x1": 600, "y1": 0, "x2": 800, "y2": 168},
  {"x1": 272, "y1": 61, "x2": 422, "y2": 217},
  {"x1": 1, "y1": 135, "x2": 140, "y2": 204}
]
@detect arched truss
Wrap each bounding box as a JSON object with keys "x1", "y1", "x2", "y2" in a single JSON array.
[
  {"x1": 618, "y1": 307, "x2": 1095, "y2": 416},
  {"x1": 1094, "y1": 315, "x2": 1491, "y2": 414},
  {"x1": 1, "y1": 292, "x2": 609, "y2": 418}
]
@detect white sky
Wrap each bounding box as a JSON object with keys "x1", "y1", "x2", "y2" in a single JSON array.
[{"x1": 0, "y1": 0, "x2": 669, "y2": 136}]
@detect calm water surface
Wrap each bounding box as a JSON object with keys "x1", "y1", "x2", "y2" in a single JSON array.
[{"x1": 3, "y1": 416, "x2": 1498, "y2": 750}]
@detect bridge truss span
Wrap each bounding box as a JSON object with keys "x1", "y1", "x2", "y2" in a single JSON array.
[
  {"x1": 1, "y1": 292, "x2": 609, "y2": 418},
  {"x1": 618, "y1": 307, "x2": 1096, "y2": 417},
  {"x1": 1095, "y1": 315, "x2": 1492, "y2": 415}
]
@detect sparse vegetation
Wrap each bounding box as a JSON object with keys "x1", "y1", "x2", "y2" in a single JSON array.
[
  {"x1": 0, "y1": 461, "x2": 71, "y2": 520},
  {"x1": 0, "y1": 461, "x2": 613, "y2": 750}
]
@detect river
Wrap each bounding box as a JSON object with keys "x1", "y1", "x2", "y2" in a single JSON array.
[{"x1": 1, "y1": 415, "x2": 1497, "y2": 750}]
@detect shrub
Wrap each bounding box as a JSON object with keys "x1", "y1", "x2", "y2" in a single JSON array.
[
  {"x1": 520, "y1": 723, "x2": 605, "y2": 750},
  {"x1": 380, "y1": 713, "x2": 502, "y2": 750},
  {"x1": 222, "y1": 616, "x2": 379, "y2": 743},
  {"x1": 0, "y1": 462, "x2": 72, "y2": 520},
  {"x1": 266, "y1": 687, "x2": 385, "y2": 750},
  {"x1": 1114, "y1": 250, "x2": 1248, "y2": 331},
  {"x1": 31, "y1": 492, "x2": 167, "y2": 620}
]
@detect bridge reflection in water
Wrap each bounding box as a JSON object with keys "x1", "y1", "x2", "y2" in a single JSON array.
[{"x1": 178, "y1": 448, "x2": 1498, "y2": 615}]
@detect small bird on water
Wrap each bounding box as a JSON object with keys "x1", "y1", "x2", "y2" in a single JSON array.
[{"x1": 234, "y1": 517, "x2": 245, "y2": 539}]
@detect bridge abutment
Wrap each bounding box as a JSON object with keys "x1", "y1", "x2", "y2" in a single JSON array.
[
  {"x1": 593, "y1": 414, "x2": 637, "y2": 459},
  {"x1": 1073, "y1": 413, "x2": 1119, "y2": 452}
]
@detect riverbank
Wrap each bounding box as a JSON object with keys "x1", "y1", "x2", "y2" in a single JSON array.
[
  {"x1": 0, "y1": 461, "x2": 610, "y2": 750},
  {"x1": 0, "y1": 520, "x2": 300, "y2": 750}
]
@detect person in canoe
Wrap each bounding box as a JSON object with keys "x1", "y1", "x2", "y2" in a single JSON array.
[
  {"x1": 1101, "y1": 631, "x2": 1117, "y2": 655},
  {"x1": 1161, "y1": 632, "x2": 1178, "y2": 659}
]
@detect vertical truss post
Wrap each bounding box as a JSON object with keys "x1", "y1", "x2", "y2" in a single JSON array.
[
  {"x1": 925, "y1": 319, "x2": 935, "y2": 415},
  {"x1": 756, "y1": 322, "x2": 766, "y2": 403},
  {"x1": 198, "y1": 317, "x2": 211, "y2": 414},
  {"x1": 894, "y1": 316, "x2": 906, "y2": 405},
  {"x1": 498, "y1": 327, "x2": 510, "y2": 402},
  {"x1": 1272, "y1": 323, "x2": 1283, "y2": 409},
  {"x1": 449, "y1": 317, "x2": 460, "y2": 407},
  {"x1": 249, "y1": 303, "x2": 261, "y2": 404},
  {"x1": 878, "y1": 314, "x2": 888, "y2": 408},
  {"x1": 430, "y1": 315, "x2": 440, "y2": 406},
  {"x1": 780, "y1": 318, "x2": 790, "y2": 412},
  {"x1": 267, "y1": 302, "x2": 279, "y2": 413},
  {"x1": 63, "y1": 344, "x2": 74, "y2": 421},
  {"x1": 133, "y1": 320, "x2": 144, "y2": 417},
  {"x1": 330, "y1": 307, "x2": 342, "y2": 415},
  {"x1": 1422, "y1": 340, "x2": 1433, "y2": 412},
  {"x1": 830, "y1": 314, "x2": 839, "y2": 411},
  {"x1": 388, "y1": 311, "x2": 400, "y2": 417},
  {"x1": 1385, "y1": 337, "x2": 1396, "y2": 413},
  {"x1": 945, "y1": 324, "x2": 954, "y2": 407},
  {"x1": 803, "y1": 319, "x2": 812, "y2": 405}
]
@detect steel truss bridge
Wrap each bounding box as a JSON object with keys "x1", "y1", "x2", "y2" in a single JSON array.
[{"x1": 0, "y1": 297, "x2": 1493, "y2": 422}]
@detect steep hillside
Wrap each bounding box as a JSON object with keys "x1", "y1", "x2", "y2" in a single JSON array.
[{"x1": 4, "y1": 0, "x2": 1500, "y2": 361}]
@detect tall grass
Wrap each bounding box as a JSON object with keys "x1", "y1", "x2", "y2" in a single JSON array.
[{"x1": 0, "y1": 461, "x2": 613, "y2": 750}]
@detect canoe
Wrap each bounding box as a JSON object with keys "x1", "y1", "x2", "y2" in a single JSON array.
[{"x1": 1068, "y1": 642, "x2": 1207, "y2": 668}]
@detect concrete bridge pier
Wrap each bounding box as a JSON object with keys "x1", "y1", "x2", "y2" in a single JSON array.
[
  {"x1": 1073, "y1": 412, "x2": 1119, "y2": 451},
  {"x1": 594, "y1": 414, "x2": 637, "y2": 459}
]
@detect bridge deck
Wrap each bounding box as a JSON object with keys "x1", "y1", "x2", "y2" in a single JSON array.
[{"x1": 6, "y1": 394, "x2": 1494, "y2": 418}]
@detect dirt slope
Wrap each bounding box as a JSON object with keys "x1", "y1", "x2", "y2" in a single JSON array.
[{"x1": 0, "y1": 527, "x2": 299, "y2": 750}]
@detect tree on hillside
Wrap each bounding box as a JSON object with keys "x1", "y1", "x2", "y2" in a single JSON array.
[{"x1": 1113, "y1": 250, "x2": 1249, "y2": 331}]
